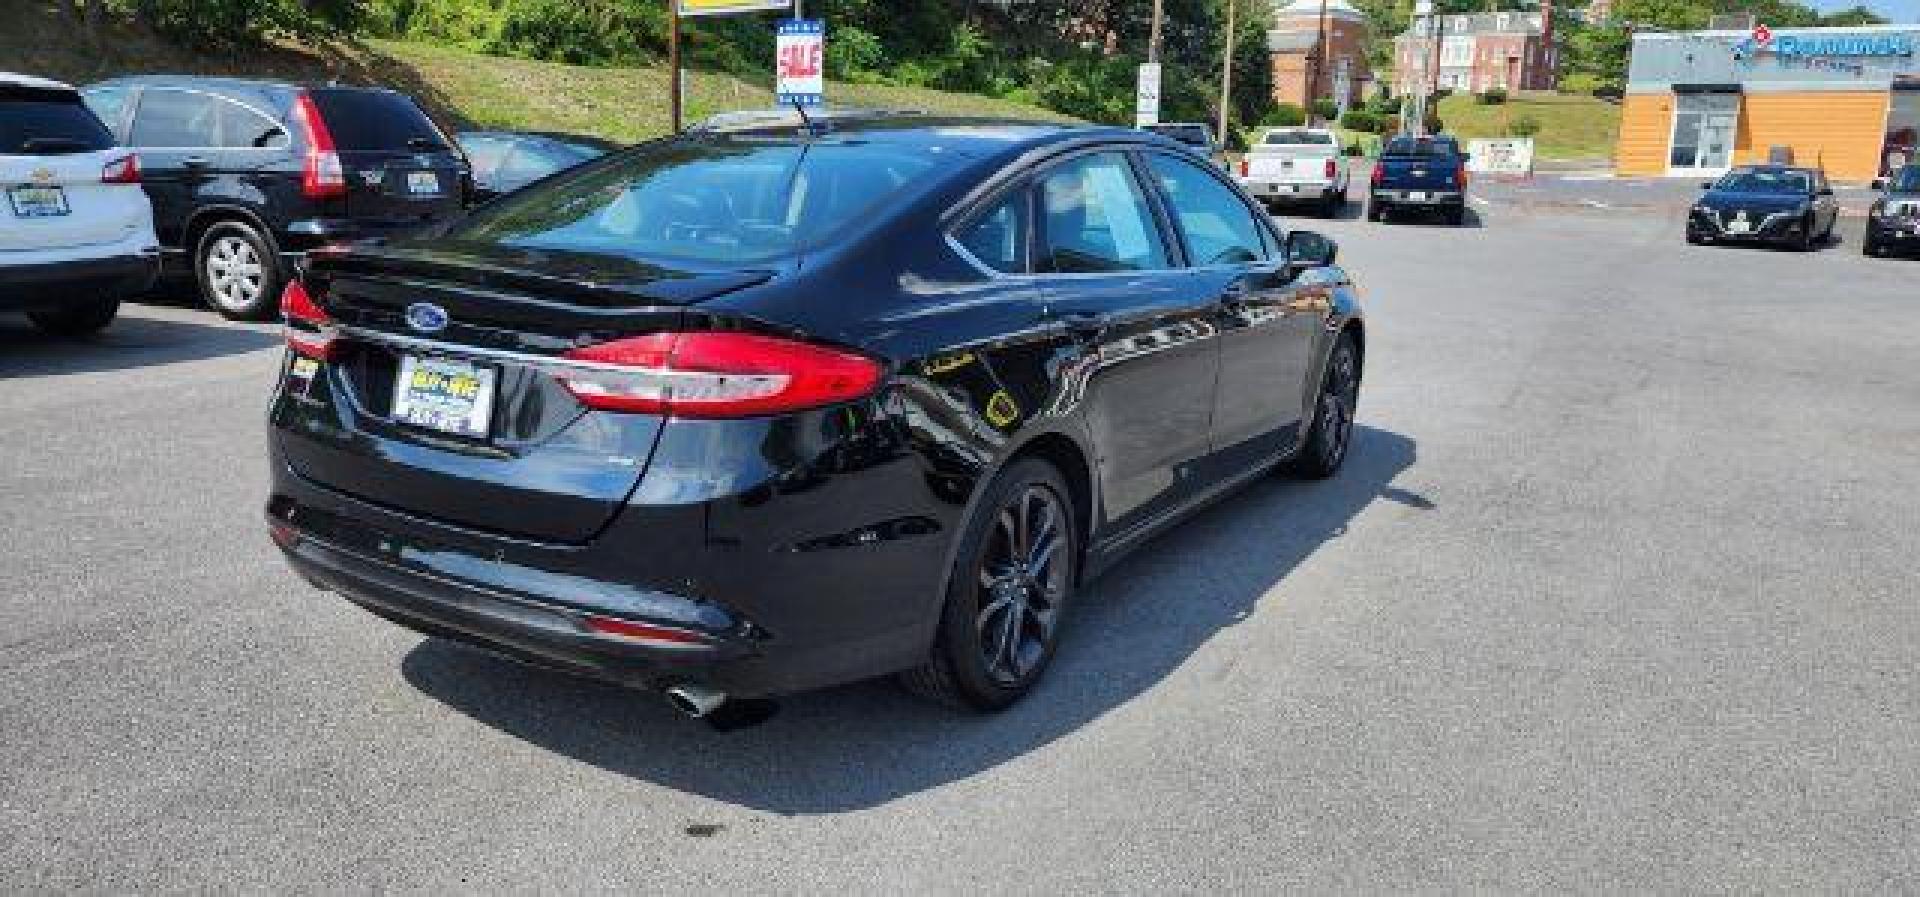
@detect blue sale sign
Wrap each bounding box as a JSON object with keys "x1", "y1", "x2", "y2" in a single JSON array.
[{"x1": 777, "y1": 19, "x2": 825, "y2": 106}]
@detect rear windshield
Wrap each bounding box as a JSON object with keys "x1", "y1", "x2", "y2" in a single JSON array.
[
  {"x1": 1264, "y1": 130, "x2": 1334, "y2": 146},
  {"x1": 308, "y1": 89, "x2": 450, "y2": 152},
  {"x1": 1714, "y1": 170, "x2": 1810, "y2": 194},
  {"x1": 446, "y1": 138, "x2": 940, "y2": 265},
  {"x1": 0, "y1": 94, "x2": 115, "y2": 155},
  {"x1": 1383, "y1": 137, "x2": 1458, "y2": 157}
]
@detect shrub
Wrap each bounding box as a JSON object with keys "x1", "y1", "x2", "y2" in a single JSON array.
[
  {"x1": 1311, "y1": 98, "x2": 1339, "y2": 121},
  {"x1": 1367, "y1": 94, "x2": 1403, "y2": 116},
  {"x1": 1507, "y1": 114, "x2": 1542, "y2": 137},
  {"x1": 1339, "y1": 109, "x2": 1381, "y2": 133},
  {"x1": 1477, "y1": 87, "x2": 1509, "y2": 105},
  {"x1": 1262, "y1": 103, "x2": 1307, "y2": 127}
]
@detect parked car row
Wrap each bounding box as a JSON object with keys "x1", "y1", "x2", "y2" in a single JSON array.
[
  {"x1": 2, "y1": 70, "x2": 620, "y2": 332},
  {"x1": 1229, "y1": 130, "x2": 1470, "y2": 226}
]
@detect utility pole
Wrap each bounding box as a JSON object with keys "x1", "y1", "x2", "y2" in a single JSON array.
[
  {"x1": 1219, "y1": 0, "x2": 1237, "y2": 143},
  {"x1": 1149, "y1": 0, "x2": 1165, "y2": 63},
  {"x1": 668, "y1": 0, "x2": 683, "y2": 133},
  {"x1": 1425, "y1": 7, "x2": 1445, "y2": 134},
  {"x1": 1307, "y1": 0, "x2": 1332, "y2": 119}
]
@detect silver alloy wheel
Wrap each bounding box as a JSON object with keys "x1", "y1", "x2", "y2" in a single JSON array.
[
  {"x1": 1319, "y1": 343, "x2": 1359, "y2": 468},
  {"x1": 974, "y1": 484, "x2": 1069, "y2": 686},
  {"x1": 204, "y1": 234, "x2": 265, "y2": 312}
]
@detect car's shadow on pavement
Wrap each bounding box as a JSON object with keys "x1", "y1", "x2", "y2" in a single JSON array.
[
  {"x1": 0, "y1": 294, "x2": 279, "y2": 378},
  {"x1": 399, "y1": 425, "x2": 1420, "y2": 815}
]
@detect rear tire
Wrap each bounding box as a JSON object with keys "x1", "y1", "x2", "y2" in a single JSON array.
[
  {"x1": 196, "y1": 220, "x2": 283, "y2": 321},
  {"x1": 1367, "y1": 203, "x2": 1384, "y2": 223},
  {"x1": 1865, "y1": 236, "x2": 1885, "y2": 257},
  {"x1": 900, "y1": 458, "x2": 1078, "y2": 711},
  {"x1": 1285, "y1": 333, "x2": 1361, "y2": 480},
  {"x1": 27, "y1": 297, "x2": 119, "y2": 337},
  {"x1": 1443, "y1": 205, "x2": 1466, "y2": 226}
]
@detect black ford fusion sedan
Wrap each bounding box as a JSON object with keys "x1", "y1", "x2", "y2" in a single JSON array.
[
  {"x1": 1864, "y1": 165, "x2": 1920, "y2": 258},
  {"x1": 266, "y1": 113, "x2": 1366, "y2": 717},
  {"x1": 1686, "y1": 165, "x2": 1839, "y2": 251}
]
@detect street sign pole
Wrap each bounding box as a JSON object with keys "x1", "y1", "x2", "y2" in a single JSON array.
[{"x1": 669, "y1": 1, "x2": 683, "y2": 133}]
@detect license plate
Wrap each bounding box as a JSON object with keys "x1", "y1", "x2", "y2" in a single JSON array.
[
  {"x1": 1280, "y1": 184, "x2": 1299, "y2": 194},
  {"x1": 393, "y1": 355, "x2": 495, "y2": 438},
  {"x1": 407, "y1": 171, "x2": 441, "y2": 196},
  {"x1": 1408, "y1": 191, "x2": 1428, "y2": 201},
  {"x1": 7, "y1": 186, "x2": 69, "y2": 218},
  {"x1": 1727, "y1": 219, "x2": 1752, "y2": 234}
]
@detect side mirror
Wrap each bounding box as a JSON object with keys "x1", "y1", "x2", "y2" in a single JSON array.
[
  {"x1": 1286, "y1": 230, "x2": 1338, "y2": 270},
  {"x1": 253, "y1": 126, "x2": 288, "y2": 148},
  {"x1": 1818, "y1": 186, "x2": 1835, "y2": 196}
]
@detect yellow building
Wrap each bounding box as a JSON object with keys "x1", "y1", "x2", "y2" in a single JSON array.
[{"x1": 1618, "y1": 26, "x2": 1920, "y2": 183}]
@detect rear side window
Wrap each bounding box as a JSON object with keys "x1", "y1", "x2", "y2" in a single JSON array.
[
  {"x1": 1035, "y1": 152, "x2": 1171, "y2": 274},
  {"x1": 129, "y1": 89, "x2": 218, "y2": 147},
  {"x1": 308, "y1": 90, "x2": 449, "y2": 151},
  {"x1": 448, "y1": 139, "x2": 938, "y2": 265},
  {"x1": 82, "y1": 86, "x2": 130, "y2": 141},
  {"x1": 0, "y1": 93, "x2": 115, "y2": 155},
  {"x1": 1145, "y1": 154, "x2": 1267, "y2": 266},
  {"x1": 956, "y1": 191, "x2": 1029, "y2": 274}
]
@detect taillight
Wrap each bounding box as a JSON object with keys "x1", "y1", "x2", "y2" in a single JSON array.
[
  {"x1": 557, "y1": 332, "x2": 883, "y2": 418},
  {"x1": 281, "y1": 279, "x2": 336, "y2": 360},
  {"x1": 100, "y1": 154, "x2": 139, "y2": 184},
  {"x1": 1324, "y1": 158, "x2": 1337, "y2": 180},
  {"x1": 292, "y1": 92, "x2": 346, "y2": 200},
  {"x1": 1458, "y1": 162, "x2": 1469, "y2": 189},
  {"x1": 1371, "y1": 163, "x2": 1384, "y2": 187},
  {"x1": 1238, "y1": 157, "x2": 1249, "y2": 177}
]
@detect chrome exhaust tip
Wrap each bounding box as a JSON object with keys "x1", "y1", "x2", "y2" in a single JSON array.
[{"x1": 664, "y1": 683, "x2": 728, "y2": 719}]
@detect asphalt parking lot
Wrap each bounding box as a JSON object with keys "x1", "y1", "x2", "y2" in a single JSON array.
[{"x1": 5, "y1": 195, "x2": 1919, "y2": 890}]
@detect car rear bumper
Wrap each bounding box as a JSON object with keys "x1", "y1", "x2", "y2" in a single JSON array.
[
  {"x1": 0, "y1": 250, "x2": 158, "y2": 311},
  {"x1": 1370, "y1": 190, "x2": 1463, "y2": 206},
  {"x1": 1240, "y1": 179, "x2": 1341, "y2": 201}
]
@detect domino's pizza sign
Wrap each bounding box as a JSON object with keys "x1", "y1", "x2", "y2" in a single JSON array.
[{"x1": 777, "y1": 20, "x2": 826, "y2": 107}]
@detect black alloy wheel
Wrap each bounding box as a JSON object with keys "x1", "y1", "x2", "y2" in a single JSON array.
[
  {"x1": 901, "y1": 459, "x2": 1076, "y2": 710},
  {"x1": 1286, "y1": 333, "x2": 1361, "y2": 479}
]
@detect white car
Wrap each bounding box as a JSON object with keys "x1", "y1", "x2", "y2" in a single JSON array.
[
  {"x1": 0, "y1": 72, "x2": 157, "y2": 335},
  {"x1": 1237, "y1": 126, "x2": 1351, "y2": 217}
]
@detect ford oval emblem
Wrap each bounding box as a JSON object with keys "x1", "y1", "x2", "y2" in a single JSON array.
[{"x1": 405, "y1": 302, "x2": 449, "y2": 334}]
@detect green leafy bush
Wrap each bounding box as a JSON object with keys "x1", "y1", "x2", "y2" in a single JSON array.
[
  {"x1": 1311, "y1": 98, "x2": 1338, "y2": 121},
  {"x1": 1339, "y1": 109, "x2": 1381, "y2": 133},
  {"x1": 1508, "y1": 114, "x2": 1542, "y2": 137},
  {"x1": 1477, "y1": 87, "x2": 1508, "y2": 105},
  {"x1": 1263, "y1": 103, "x2": 1307, "y2": 127}
]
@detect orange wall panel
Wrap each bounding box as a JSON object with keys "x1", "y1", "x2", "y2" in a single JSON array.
[
  {"x1": 1617, "y1": 94, "x2": 1671, "y2": 176},
  {"x1": 1733, "y1": 92, "x2": 1885, "y2": 183}
]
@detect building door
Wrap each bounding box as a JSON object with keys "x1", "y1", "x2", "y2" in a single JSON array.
[{"x1": 1668, "y1": 93, "x2": 1739, "y2": 176}]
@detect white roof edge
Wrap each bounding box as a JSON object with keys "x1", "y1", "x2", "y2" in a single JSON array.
[
  {"x1": 1637, "y1": 24, "x2": 1920, "y2": 39},
  {"x1": 0, "y1": 71, "x2": 77, "y2": 92}
]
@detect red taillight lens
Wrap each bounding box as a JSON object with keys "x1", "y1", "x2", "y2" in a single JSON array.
[
  {"x1": 281, "y1": 279, "x2": 336, "y2": 360},
  {"x1": 1458, "y1": 162, "x2": 1469, "y2": 189},
  {"x1": 292, "y1": 92, "x2": 346, "y2": 200},
  {"x1": 583, "y1": 615, "x2": 711, "y2": 647},
  {"x1": 100, "y1": 154, "x2": 139, "y2": 184},
  {"x1": 1371, "y1": 163, "x2": 1384, "y2": 187},
  {"x1": 1237, "y1": 157, "x2": 1249, "y2": 177},
  {"x1": 1324, "y1": 158, "x2": 1337, "y2": 180},
  {"x1": 558, "y1": 332, "x2": 883, "y2": 418}
]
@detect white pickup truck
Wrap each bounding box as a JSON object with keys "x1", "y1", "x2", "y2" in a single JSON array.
[{"x1": 1236, "y1": 127, "x2": 1350, "y2": 217}]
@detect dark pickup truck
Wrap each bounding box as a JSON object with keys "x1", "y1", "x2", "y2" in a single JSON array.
[{"x1": 1368, "y1": 135, "x2": 1468, "y2": 225}]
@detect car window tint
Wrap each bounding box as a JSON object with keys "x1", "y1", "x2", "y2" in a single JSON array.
[
  {"x1": 0, "y1": 96, "x2": 116, "y2": 155},
  {"x1": 1035, "y1": 152, "x2": 1170, "y2": 274},
  {"x1": 307, "y1": 89, "x2": 448, "y2": 152},
  {"x1": 81, "y1": 86, "x2": 129, "y2": 141},
  {"x1": 130, "y1": 89, "x2": 219, "y2": 147},
  {"x1": 1146, "y1": 153, "x2": 1266, "y2": 266},
  {"x1": 1264, "y1": 130, "x2": 1334, "y2": 146},
  {"x1": 460, "y1": 136, "x2": 509, "y2": 177},
  {"x1": 956, "y1": 191, "x2": 1028, "y2": 274},
  {"x1": 449, "y1": 139, "x2": 937, "y2": 265},
  {"x1": 214, "y1": 98, "x2": 285, "y2": 148},
  {"x1": 498, "y1": 143, "x2": 563, "y2": 182}
]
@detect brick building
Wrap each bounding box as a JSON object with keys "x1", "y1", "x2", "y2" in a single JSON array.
[
  {"x1": 1392, "y1": 9, "x2": 1557, "y2": 96},
  {"x1": 1268, "y1": 0, "x2": 1374, "y2": 111}
]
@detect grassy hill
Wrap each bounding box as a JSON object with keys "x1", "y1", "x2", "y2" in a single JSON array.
[
  {"x1": 1, "y1": 0, "x2": 1072, "y2": 143},
  {"x1": 1436, "y1": 92, "x2": 1621, "y2": 163}
]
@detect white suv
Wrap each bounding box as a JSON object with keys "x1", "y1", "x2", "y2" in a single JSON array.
[{"x1": 0, "y1": 72, "x2": 157, "y2": 335}]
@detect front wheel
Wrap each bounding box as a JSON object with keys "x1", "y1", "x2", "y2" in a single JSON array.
[
  {"x1": 1285, "y1": 333, "x2": 1361, "y2": 480},
  {"x1": 900, "y1": 458, "x2": 1077, "y2": 711},
  {"x1": 28, "y1": 297, "x2": 119, "y2": 336}
]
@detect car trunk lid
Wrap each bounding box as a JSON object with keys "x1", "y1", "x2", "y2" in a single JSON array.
[
  {"x1": 274, "y1": 243, "x2": 773, "y2": 543},
  {"x1": 0, "y1": 87, "x2": 134, "y2": 252}
]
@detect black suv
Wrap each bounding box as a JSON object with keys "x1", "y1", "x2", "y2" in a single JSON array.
[{"x1": 82, "y1": 77, "x2": 468, "y2": 319}]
